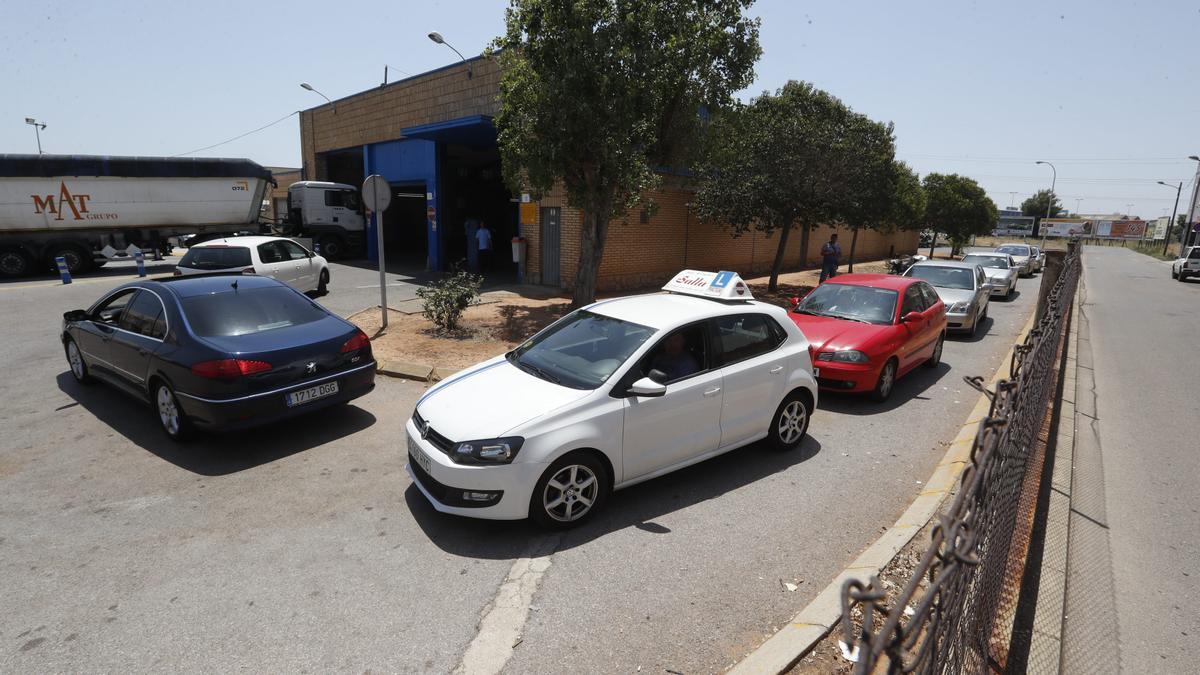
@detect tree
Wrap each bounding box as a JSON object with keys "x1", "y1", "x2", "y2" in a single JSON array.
[
  {"x1": 692, "y1": 81, "x2": 859, "y2": 291},
  {"x1": 872, "y1": 161, "x2": 926, "y2": 263},
  {"x1": 923, "y1": 173, "x2": 998, "y2": 256},
  {"x1": 1021, "y1": 189, "x2": 1063, "y2": 229},
  {"x1": 492, "y1": 0, "x2": 761, "y2": 306},
  {"x1": 831, "y1": 116, "x2": 898, "y2": 273}
]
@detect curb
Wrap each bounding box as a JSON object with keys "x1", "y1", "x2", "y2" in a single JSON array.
[
  {"x1": 1024, "y1": 280, "x2": 1081, "y2": 670},
  {"x1": 730, "y1": 308, "x2": 1041, "y2": 675},
  {"x1": 376, "y1": 359, "x2": 460, "y2": 383}
]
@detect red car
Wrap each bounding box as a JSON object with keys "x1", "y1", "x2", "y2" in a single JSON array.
[{"x1": 788, "y1": 274, "x2": 947, "y2": 401}]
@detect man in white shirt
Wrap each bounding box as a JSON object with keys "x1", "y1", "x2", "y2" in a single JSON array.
[{"x1": 476, "y1": 221, "x2": 493, "y2": 271}]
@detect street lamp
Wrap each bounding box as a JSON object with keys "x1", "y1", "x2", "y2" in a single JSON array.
[
  {"x1": 1035, "y1": 160, "x2": 1057, "y2": 236},
  {"x1": 24, "y1": 117, "x2": 47, "y2": 154},
  {"x1": 1184, "y1": 155, "x2": 1200, "y2": 250},
  {"x1": 1159, "y1": 180, "x2": 1183, "y2": 255},
  {"x1": 1075, "y1": 198, "x2": 1082, "y2": 215},
  {"x1": 428, "y1": 31, "x2": 473, "y2": 79},
  {"x1": 300, "y1": 83, "x2": 336, "y2": 113}
]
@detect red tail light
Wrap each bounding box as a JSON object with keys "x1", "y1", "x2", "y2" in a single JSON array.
[
  {"x1": 341, "y1": 329, "x2": 371, "y2": 353},
  {"x1": 241, "y1": 267, "x2": 257, "y2": 275},
  {"x1": 191, "y1": 358, "x2": 273, "y2": 378}
]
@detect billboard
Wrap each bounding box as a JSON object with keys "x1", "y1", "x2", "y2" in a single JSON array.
[
  {"x1": 993, "y1": 215, "x2": 1035, "y2": 236},
  {"x1": 1151, "y1": 216, "x2": 1169, "y2": 240},
  {"x1": 1093, "y1": 220, "x2": 1146, "y2": 239},
  {"x1": 1040, "y1": 218, "x2": 1092, "y2": 237}
]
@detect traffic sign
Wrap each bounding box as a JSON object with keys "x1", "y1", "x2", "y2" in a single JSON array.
[{"x1": 362, "y1": 175, "x2": 392, "y2": 213}]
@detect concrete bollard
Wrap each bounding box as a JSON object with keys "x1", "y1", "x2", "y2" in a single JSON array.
[
  {"x1": 55, "y1": 256, "x2": 72, "y2": 285},
  {"x1": 134, "y1": 248, "x2": 146, "y2": 277}
]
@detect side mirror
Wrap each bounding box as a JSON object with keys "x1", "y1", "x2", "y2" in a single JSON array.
[
  {"x1": 902, "y1": 311, "x2": 923, "y2": 323},
  {"x1": 628, "y1": 377, "x2": 667, "y2": 398},
  {"x1": 63, "y1": 309, "x2": 88, "y2": 322},
  {"x1": 789, "y1": 296, "x2": 800, "y2": 309},
  {"x1": 647, "y1": 368, "x2": 668, "y2": 384}
]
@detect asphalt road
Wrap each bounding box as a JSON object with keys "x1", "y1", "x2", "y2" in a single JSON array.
[
  {"x1": 1066, "y1": 247, "x2": 1199, "y2": 669},
  {"x1": 0, "y1": 259, "x2": 1039, "y2": 672}
]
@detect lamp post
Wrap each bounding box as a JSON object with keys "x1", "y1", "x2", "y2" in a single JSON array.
[
  {"x1": 1185, "y1": 155, "x2": 1200, "y2": 251},
  {"x1": 24, "y1": 117, "x2": 47, "y2": 154},
  {"x1": 300, "y1": 83, "x2": 335, "y2": 113},
  {"x1": 1158, "y1": 181, "x2": 1182, "y2": 255},
  {"x1": 1075, "y1": 198, "x2": 1082, "y2": 216},
  {"x1": 428, "y1": 31, "x2": 473, "y2": 78}
]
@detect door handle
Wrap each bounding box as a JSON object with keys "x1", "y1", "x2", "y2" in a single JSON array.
[
  {"x1": 703, "y1": 387, "x2": 721, "y2": 397},
  {"x1": 769, "y1": 366, "x2": 784, "y2": 374},
  {"x1": 137, "y1": 348, "x2": 149, "y2": 357}
]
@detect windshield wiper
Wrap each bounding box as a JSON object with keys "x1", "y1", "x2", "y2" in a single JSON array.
[
  {"x1": 517, "y1": 360, "x2": 562, "y2": 385},
  {"x1": 828, "y1": 313, "x2": 874, "y2": 324},
  {"x1": 794, "y1": 308, "x2": 827, "y2": 316}
]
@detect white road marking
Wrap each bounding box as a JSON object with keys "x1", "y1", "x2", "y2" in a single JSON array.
[{"x1": 454, "y1": 535, "x2": 560, "y2": 675}]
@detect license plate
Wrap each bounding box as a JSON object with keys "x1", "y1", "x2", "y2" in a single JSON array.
[
  {"x1": 408, "y1": 435, "x2": 433, "y2": 474},
  {"x1": 286, "y1": 381, "x2": 338, "y2": 407},
  {"x1": 813, "y1": 367, "x2": 821, "y2": 378}
]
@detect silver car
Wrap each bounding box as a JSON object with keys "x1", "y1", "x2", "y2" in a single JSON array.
[
  {"x1": 995, "y1": 243, "x2": 1034, "y2": 277},
  {"x1": 961, "y1": 252, "x2": 1019, "y2": 299},
  {"x1": 1029, "y1": 245, "x2": 1045, "y2": 273},
  {"x1": 904, "y1": 260, "x2": 991, "y2": 334}
]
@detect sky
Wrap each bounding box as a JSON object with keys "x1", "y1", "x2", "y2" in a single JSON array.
[{"x1": 3, "y1": 0, "x2": 1198, "y2": 220}]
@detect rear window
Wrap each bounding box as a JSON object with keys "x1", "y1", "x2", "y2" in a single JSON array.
[
  {"x1": 180, "y1": 286, "x2": 327, "y2": 337},
  {"x1": 179, "y1": 246, "x2": 252, "y2": 270},
  {"x1": 1189, "y1": 248, "x2": 1200, "y2": 260}
]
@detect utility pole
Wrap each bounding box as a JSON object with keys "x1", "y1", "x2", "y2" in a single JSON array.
[
  {"x1": 1185, "y1": 156, "x2": 1200, "y2": 251},
  {"x1": 1159, "y1": 181, "x2": 1182, "y2": 256}
]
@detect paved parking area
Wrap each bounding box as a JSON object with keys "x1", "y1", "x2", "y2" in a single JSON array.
[{"x1": 0, "y1": 258, "x2": 1039, "y2": 672}]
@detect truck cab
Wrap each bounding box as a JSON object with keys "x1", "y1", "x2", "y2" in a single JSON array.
[{"x1": 284, "y1": 181, "x2": 365, "y2": 259}]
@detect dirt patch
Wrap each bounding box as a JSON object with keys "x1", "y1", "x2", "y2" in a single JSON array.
[
  {"x1": 745, "y1": 260, "x2": 891, "y2": 309},
  {"x1": 350, "y1": 295, "x2": 571, "y2": 373}
]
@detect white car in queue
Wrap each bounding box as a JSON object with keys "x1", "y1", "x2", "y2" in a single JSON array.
[
  {"x1": 406, "y1": 270, "x2": 819, "y2": 528},
  {"x1": 174, "y1": 235, "x2": 330, "y2": 295}
]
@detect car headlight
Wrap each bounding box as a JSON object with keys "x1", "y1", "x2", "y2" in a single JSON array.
[
  {"x1": 452, "y1": 437, "x2": 525, "y2": 465},
  {"x1": 948, "y1": 301, "x2": 970, "y2": 313},
  {"x1": 817, "y1": 350, "x2": 870, "y2": 363}
]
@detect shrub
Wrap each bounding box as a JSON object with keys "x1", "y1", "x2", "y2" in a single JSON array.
[{"x1": 417, "y1": 265, "x2": 483, "y2": 333}]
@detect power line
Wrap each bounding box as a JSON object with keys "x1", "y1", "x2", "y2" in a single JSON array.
[{"x1": 173, "y1": 111, "x2": 298, "y2": 157}]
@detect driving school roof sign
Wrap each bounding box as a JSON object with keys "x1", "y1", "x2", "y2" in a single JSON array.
[{"x1": 662, "y1": 269, "x2": 754, "y2": 301}]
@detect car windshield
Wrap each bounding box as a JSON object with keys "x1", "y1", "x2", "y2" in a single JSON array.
[
  {"x1": 963, "y1": 254, "x2": 1009, "y2": 270},
  {"x1": 794, "y1": 283, "x2": 898, "y2": 325},
  {"x1": 906, "y1": 265, "x2": 975, "y2": 290},
  {"x1": 180, "y1": 286, "x2": 328, "y2": 337},
  {"x1": 996, "y1": 245, "x2": 1030, "y2": 256},
  {"x1": 507, "y1": 310, "x2": 655, "y2": 389},
  {"x1": 179, "y1": 246, "x2": 252, "y2": 270}
]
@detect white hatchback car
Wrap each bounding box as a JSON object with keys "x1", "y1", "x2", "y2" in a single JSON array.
[
  {"x1": 175, "y1": 235, "x2": 329, "y2": 294},
  {"x1": 1172, "y1": 245, "x2": 1200, "y2": 281},
  {"x1": 406, "y1": 270, "x2": 819, "y2": 528}
]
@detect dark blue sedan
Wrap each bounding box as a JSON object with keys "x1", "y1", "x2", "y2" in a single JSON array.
[{"x1": 61, "y1": 274, "x2": 376, "y2": 440}]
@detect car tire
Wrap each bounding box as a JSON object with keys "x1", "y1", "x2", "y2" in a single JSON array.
[
  {"x1": 529, "y1": 451, "x2": 609, "y2": 530},
  {"x1": 768, "y1": 390, "x2": 812, "y2": 451},
  {"x1": 64, "y1": 338, "x2": 93, "y2": 384},
  {"x1": 925, "y1": 332, "x2": 945, "y2": 368},
  {"x1": 870, "y1": 358, "x2": 898, "y2": 402},
  {"x1": 0, "y1": 248, "x2": 32, "y2": 278},
  {"x1": 1006, "y1": 281, "x2": 1015, "y2": 300},
  {"x1": 317, "y1": 268, "x2": 329, "y2": 295},
  {"x1": 318, "y1": 235, "x2": 346, "y2": 260},
  {"x1": 153, "y1": 380, "x2": 191, "y2": 442},
  {"x1": 1179, "y1": 271, "x2": 1188, "y2": 283}
]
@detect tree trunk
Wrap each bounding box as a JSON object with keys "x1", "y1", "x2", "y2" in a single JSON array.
[
  {"x1": 928, "y1": 232, "x2": 937, "y2": 258},
  {"x1": 571, "y1": 200, "x2": 611, "y2": 308},
  {"x1": 768, "y1": 221, "x2": 793, "y2": 293},
  {"x1": 848, "y1": 227, "x2": 859, "y2": 273}
]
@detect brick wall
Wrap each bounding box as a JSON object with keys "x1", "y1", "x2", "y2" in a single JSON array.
[
  {"x1": 523, "y1": 184, "x2": 921, "y2": 292},
  {"x1": 300, "y1": 57, "x2": 501, "y2": 179}
]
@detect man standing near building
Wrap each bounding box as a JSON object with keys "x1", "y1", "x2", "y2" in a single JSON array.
[
  {"x1": 820, "y1": 233, "x2": 842, "y2": 283},
  {"x1": 476, "y1": 221, "x2": 493, "y2": 272}
]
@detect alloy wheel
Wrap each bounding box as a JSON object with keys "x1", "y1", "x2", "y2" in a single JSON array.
[
  {"x1": 879, "y1": 363, "x2": 895, "y2": 398},
  {"x1": 68, "y1": 342, "x2": 84, "y2": 378},
  {"x1": 543, "y1": 464, "x2": 599, "y2": 523},
  {"x1": 157, "y1": 386, "x2": 180, "y2": 436},
  {"x1": 777, "y1": 400, "x2": 807, "y2": 444}
]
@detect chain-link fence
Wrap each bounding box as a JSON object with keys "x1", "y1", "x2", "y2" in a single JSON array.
[{"x1": 838, "y1": 241, "x2": 1082, "y2": 674}]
